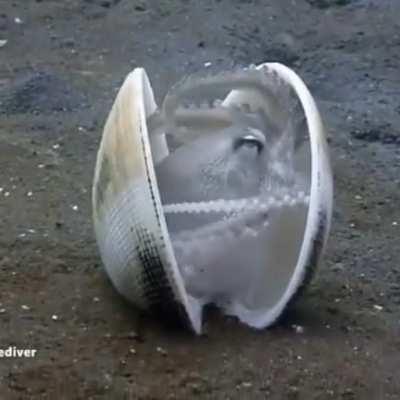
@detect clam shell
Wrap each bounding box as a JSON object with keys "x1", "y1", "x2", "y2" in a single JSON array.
[
  {"x1": 92, "y1": 63, "x2": 333, "y2": 334},
  {"x1": 92, "y1": 69, "x2": 200, "y2": 331}
]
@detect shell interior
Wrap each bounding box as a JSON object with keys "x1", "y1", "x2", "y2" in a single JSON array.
[{"x1": 150, "y1": 66, "x2": 313, "y2": 328}]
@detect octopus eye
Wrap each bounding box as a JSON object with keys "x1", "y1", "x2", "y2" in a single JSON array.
[{"x1": 233, "y1": 134, "x2": 265, "y2": 154}]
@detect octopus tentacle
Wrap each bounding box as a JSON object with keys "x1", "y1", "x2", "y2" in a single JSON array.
[
  {"x1": 163, "y1": 190, "x2": 309, "y2": 215},
  {"x1": 169, "y1": 189, "x2": 309, "y2": 293},
  {"x1": 146, "y1": 67, "x2": 290, "y2": 143}
]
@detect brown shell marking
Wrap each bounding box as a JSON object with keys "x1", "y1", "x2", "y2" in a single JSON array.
[{"x1": 93, "y1": 71, "x2": 154, "y2": 223}]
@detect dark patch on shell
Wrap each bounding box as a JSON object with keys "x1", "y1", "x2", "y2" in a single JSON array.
[
  {"x1": 274, "y1": 208, "x2": 328, "y2": 327},
  {"x1": 137, "y1": 113, "x2": 192, "y2": 331},
  {"x1": 294, "y1": 209, "x2": 328, "y2": 299},
  {"x1": 95, "y1": 154, "x2": 111, "y2": 211},
  {"x1": 135, "y1": 226, "x2": 191, "y2": 330}
]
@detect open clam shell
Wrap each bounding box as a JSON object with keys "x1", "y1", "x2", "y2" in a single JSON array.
[{"x1": 92, "y1": 62, "x2": 333, "y2": 334}]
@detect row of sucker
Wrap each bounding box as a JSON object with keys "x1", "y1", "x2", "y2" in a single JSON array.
[
  {"x1": 147, "y1": 99, "x2": 271, "y2": 145},
  {"x1": 163, "y1": 190, "x2": 309, "y2": 215},
  {"x1": 173, "y1": 207, "x2": 268, "y2": 246},
  {"x1": 171, "y1": 204, "x2": 270, "y2": 267},
  {"x1": 167, "y1": 189, "x2": 309, "y2": 257},
  {"x1": 169, "y1": 188, "x2": 310, "y2": 299},
  {"x1": 146, "y1": 65, "x2": 294, "y2": 146},
  {"x1": 162, "y1": 66, "x2": 283, "y2": 121}
]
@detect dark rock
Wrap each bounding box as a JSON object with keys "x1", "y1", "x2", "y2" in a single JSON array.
[
  {"x1": 306, "y1": 0, "x2": 352, "y2": 9},
  {"x1": 134, "y1": 4, "x2": 147, "y2": 12}
]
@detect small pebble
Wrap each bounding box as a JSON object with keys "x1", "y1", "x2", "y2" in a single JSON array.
[
  {"x1": 52, "y1": 144, "x2": 60, "y2": 150},
  {"x1": 292, "y1": 324, "x2": 304, "y2": 334},
  {"x1": 204, "y1": 61, "x2": 212, "y2": 67},
  {"x1": 129, "y1": 348, "x2": 136, "y2": 355},
  {"x1": 134, "y1": 4, "x2": 147, "y2": 11},
  {"x1": 0, "y1": 39, "x2": 7, "y2": 48},
  {"x1": 288, "y1": 386, "x2": 299, "y2": 395},
  {"x1": 52, "y1": 314, "x2": 59, "y2": 321},
  {"x1": 14, "y1": 17, "x2": 23, "y2": 24},
  {"x1": 72, "y1": 205, "x2": 79, "y2": 211},
  {"x1": 21, "y1": 305, "x2": 30, "y2": 311},
  {"x1": 392, "y1": 221, "x2": 398, "y2": 226},
  {"x1": 27, "y1": 191, "x2": 33, "y2": 197},
  {"x1": 332, "y1": 262, "x2": 344, "y2": 272},
  {"x1": 373, "y1": 304, "x2": 383, "y2": 311},
  {"x1": 156, "y1": 346, "x2": 167, "y2": 356},
  {"x1": 4, "y1": 192, "x2": 10, "y2": 197},
  {"x1": 38, "y1": 164, "x2": 45, "y2": 169},
  {"x1": 0, "y1": 309, "x2": 6, "y2": 314},
  {"x1": 342, "y1": 388, "x2": 354, "y2": 397},
  {"x1": 124, "y1": 331, "x2": 140, "y2": 340},
  {"x1": 93, "y1": 297, "x2": 100, "y2": 302}
]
